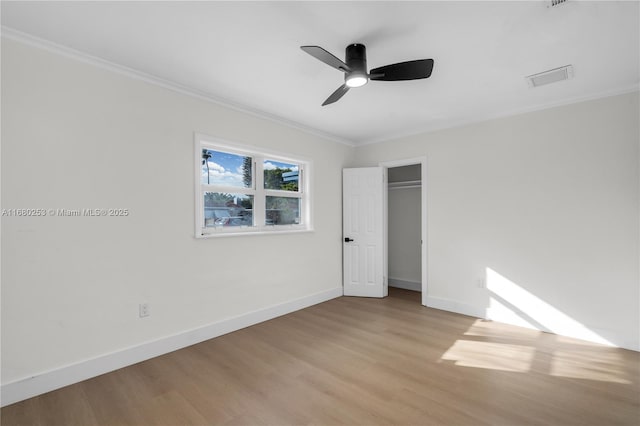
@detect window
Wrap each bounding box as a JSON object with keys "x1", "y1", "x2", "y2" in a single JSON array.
[{"x1": 195, "y1": 135, "x2": 311, "y2": 237}]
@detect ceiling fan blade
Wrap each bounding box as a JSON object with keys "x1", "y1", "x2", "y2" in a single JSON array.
[
  {"x1": 369, "y1": 59, "x2": 434, "y2": 81},
  {"x1": 322, "y1": 84, "x2": 350, "y2": 106},
  {"x1": 301, "y1": 46, "x2": 351, "y2": 73}
]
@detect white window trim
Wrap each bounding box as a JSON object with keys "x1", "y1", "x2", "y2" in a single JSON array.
[{"x1": 194, "y1": 133, "x2": 313, "y2": 238}]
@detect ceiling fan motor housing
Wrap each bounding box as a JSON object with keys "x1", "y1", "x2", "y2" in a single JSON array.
[{"x1": 345, "y1": 43, "x2": 367, "y2": 84}]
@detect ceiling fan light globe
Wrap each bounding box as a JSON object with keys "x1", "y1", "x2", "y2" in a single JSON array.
[{"x1": 345, "y1": 74, "x2": 368, "y2": 88}]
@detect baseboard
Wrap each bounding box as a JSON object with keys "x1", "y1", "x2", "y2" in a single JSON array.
[
  {"x1": 1, "y1": 287, "x2": 343, "y2": 407},
  {"x1": 425, "y1": 295, "x2": 487, "y2": 319},
  {"x1": 388, "y1": 278, "x2": 421, "y2": 292}
]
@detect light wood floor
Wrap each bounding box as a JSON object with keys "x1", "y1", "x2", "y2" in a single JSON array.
[{"x1": 2, "y1": 288, "x2": 639, "y2": 426}]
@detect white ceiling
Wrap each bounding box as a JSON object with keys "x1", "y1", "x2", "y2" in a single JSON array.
[{"x1": 2, "y1": 1, "x2": 638, "y2": 145}]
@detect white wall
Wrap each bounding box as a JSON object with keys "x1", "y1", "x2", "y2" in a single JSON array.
[
  {"x1": 388, "y1": 187, "x2": 421, "y2": 285},
  {"x1": 355, "y1": 92, "x2": 640, "y2": 351},
  {"x1": 1, "y1": 38, "x2": 353, "y2": 393}
]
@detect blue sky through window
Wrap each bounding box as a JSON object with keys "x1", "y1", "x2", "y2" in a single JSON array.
[
  {"x1": 202, "y1": 149, "x2": 298, "y2": 187},
  {"x1": 201, "y1": 149, "x2": 249, "y2": 187},
  {"x1": 264, "y1": 159, "x2": 298, "y2": 172}
]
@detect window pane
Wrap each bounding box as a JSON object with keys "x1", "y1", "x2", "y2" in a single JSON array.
[
  {"x1": 263, "y1": 159, "x2": 299, "y2": 191},
  {"x1": 204, "y1": 192, "x2": 253, "y2": 227},
  {"x1": 266, "y1": 196, "x2": 300, "y2": 225},
  {"x1": 201, "y1": 149, "x2": 252, "y2": 188}
]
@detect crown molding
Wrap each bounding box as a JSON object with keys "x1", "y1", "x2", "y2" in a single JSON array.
[
  {"x1": 1, "y1": 26, "x2": 356, "y2": 147},
  {"x1": 357, "y1": 84, "x2": 640, "y2": 147}
]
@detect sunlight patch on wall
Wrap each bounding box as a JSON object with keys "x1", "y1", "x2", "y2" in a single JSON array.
[
  {"x1": 440, "y1": 340, "x2": 535, "y2": 372},
  {"x1": 485, "y1": 268, "x2": 613, "y2": 347}
]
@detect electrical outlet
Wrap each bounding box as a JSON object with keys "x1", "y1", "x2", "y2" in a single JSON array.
[{"x1": 139, "y1": 303, "x2": 150, "y2": 318}]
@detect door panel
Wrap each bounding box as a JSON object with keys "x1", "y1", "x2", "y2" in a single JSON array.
[{"x1": 343, "y1": 167, "x2": 386, "y2": 297}]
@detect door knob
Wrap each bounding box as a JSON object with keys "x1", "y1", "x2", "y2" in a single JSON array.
[{"x1": 344, "y1": 237, "x2": 354, "y2": 242}]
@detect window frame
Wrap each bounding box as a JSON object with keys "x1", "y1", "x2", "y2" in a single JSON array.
[{"x1": 195, "y1": 133, "x2": 312, "y2": 238}]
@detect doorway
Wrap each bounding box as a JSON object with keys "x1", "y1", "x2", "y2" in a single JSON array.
[{"x1": 381, "y1": 158, "x2": 427, "y2": 305}]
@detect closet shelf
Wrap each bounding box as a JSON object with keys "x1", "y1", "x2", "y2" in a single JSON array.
[{"x1": 388, "y1": 180, "x2": 421, "y2": 189}]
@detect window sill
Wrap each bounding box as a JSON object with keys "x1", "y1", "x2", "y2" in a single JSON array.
[{"x1": 196, "y1": 227, "x2": 314, "y2": 239}]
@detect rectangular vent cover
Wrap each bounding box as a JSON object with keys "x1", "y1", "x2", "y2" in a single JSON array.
[
  {"x1": 526, "y1": 65, "x2": 573, "y2": 88},
  {"x1": 550, "y1": 0, "x2": 568, "y2": 6}
]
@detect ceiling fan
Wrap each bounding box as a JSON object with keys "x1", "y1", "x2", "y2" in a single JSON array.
[{"x1": 300, "y1": 43, "x2": 434, "y2": 106}]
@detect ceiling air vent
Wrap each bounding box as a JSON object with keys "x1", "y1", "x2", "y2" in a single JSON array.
[
  {"x1": 526, "y1": 65, "x2": 573, "y2": 88},
  {"x1": 550, "y1": 0, "x2": 568, "y2": 7}
]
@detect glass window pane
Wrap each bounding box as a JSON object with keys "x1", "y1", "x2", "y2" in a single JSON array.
[
  {"x1": 265, "y1": 196, "x2": 300, "y2": 225},
  {"x1": 204, "y1": 192, "x2": 253, "y2": 227},
  {"x1": 263, "y1": 159, "x2": 299, "y2": 192},
  {"x1": 201, "y1": 149, "x2": 252, "y2": 188}
]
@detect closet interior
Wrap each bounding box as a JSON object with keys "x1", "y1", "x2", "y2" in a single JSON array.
[{"x1": 387, "y1": 164, "x2": 422, "y2": 295}]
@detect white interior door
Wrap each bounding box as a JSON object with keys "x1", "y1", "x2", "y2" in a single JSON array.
[{"x1": 343, "y1": 167, "x2": 387, "y2": 298}]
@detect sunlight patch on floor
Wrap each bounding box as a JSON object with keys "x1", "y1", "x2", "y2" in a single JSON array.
[
  {"x1": 551, "y1": 349, "x2": 631, "y2": 384},
  {"x1": 441, "y1": 321, "x2": 632, "y2": 384},
  {"x1": 463, "y1": 318, "x2": 541, "y2": 341},
  {"x1": 440, "y1": 340, "x2": 535, "y2": 372}
]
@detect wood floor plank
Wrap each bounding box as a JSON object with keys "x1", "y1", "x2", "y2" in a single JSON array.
[{"x1": 2, "y1": 288, "x2": 639, "y2": 425}]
